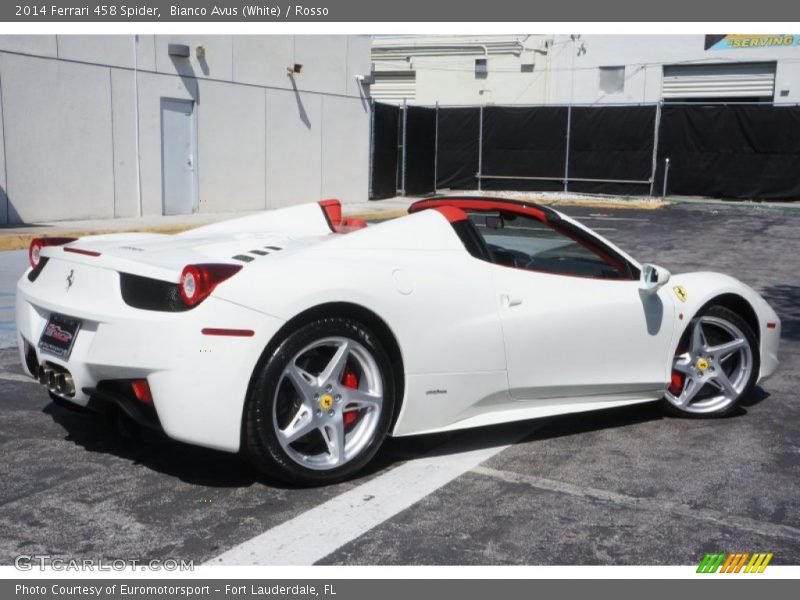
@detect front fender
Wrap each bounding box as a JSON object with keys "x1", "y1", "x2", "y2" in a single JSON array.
[{"x1": 668, "y1": 272, "x2": 781, "y2": 382}]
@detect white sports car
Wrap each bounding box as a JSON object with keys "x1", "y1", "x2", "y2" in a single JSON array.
[{"x1": 16, "y1": 197, "x2": 781, "y2": 485}]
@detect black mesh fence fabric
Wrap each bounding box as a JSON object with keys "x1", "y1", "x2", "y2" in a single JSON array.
[
  {"x1": 370, "y1": 102, "x2": 400, "y2": 200},
  {"x1": 371, "y1": 101, "x2": 800, "y2": 201},
  {"x1": 567, "y1": 106, "x2": 655, "y2": 195},
  {"x1": 481, "y1": 106, "x2": 567, "y2": 192},
  {"x1": 655, "y1": 104, "x2": 800, "y2": 200},
  {"x1": 404, "y1": 106, "x2": 437, "y2": 195},
  {"x1": 436, "y1": 107, "x2": 481, "y2": 190}
]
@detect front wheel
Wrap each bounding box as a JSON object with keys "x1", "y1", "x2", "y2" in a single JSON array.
[
  {"x1": 243, "y1": 317, "x2": 395, "y2": 486},
  {"x1": 662, "y1": 305, "x2": 759, "y2": 417}
]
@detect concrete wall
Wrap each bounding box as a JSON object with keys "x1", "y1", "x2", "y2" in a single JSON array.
[
  {"x1": 0, "y1": 52, "x2": 115, "y2": 222},
  {"x1": 412, "y1": 52, "x2": 548, "y2": 105},
  {"x1": 0, "y1": 35, "x2": 372, "y2": 224},
  {"x1": 0, "y1": 69, "x2": 6, "y2": 225}
]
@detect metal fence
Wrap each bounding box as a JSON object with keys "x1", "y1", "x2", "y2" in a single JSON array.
[{"x1": 370, "y1": 100, "x2": 800, "y2": 202}]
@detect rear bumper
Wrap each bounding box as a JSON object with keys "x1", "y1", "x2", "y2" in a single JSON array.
[{"x1": 17, "y1": 272, "x2": 284, "y2": 453}]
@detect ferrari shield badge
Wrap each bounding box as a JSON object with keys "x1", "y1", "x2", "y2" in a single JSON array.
[
  {"x1": 673, "y1": 285, "x2": 688, "y2": 303},
  {"x1": 319, "y1": 394, "x2": 334, "y2": 411}
]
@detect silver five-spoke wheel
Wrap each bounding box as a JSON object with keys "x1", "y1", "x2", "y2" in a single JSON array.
[
  {"x1": 665, "y1": 313, "x2": 754, "y2": 415},
  {"x1": 273, "y1": 336, "x2": 384, "y2": 470}
]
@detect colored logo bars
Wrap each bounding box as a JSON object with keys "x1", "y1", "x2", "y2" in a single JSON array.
[{"x1": 697, "y1": 552, "x2": 773, "y2": 573}]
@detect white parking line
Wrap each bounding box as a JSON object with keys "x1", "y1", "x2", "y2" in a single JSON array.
[
  {"x1": 208, "y1": 427, "x2": 530, "y2": 565},
  {"x1": 578, "y1": 215, "x2": 652, "y2": 222},
  {"x1": 473, "y1": 465, "x2": 800, "y2": 541}
]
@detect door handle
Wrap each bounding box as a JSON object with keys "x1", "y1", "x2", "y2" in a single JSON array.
[{"x1": 500, "y1": 294, "x2": 523, "y2": 308}]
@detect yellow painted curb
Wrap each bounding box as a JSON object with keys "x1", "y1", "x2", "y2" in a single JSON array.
[
  {"x1": 537, "y1": 198, "x2": 668, "y2": 210},
  {"x1": 0, "y1": 225, "x2": 194, "y2": 252},
  {"x1": 345, "y1": 209, "x2": 410, "y2": 221}
]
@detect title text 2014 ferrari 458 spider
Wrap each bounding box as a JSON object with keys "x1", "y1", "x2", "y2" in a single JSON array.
[{"x1": 16, "y1": 197, "x2": 781, "y2": 485}]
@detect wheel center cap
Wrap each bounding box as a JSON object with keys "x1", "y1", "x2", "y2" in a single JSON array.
[
  {"x1": 319, "y1": 394, "x2": 334, "y2": 411},
  {"x1": 696, "y1": 358, "x2": 709, "y2": 372}
]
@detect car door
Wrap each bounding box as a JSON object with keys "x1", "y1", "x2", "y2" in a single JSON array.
[{"x1": 472, "y1": 210, "x2": 676, "y2": 402}]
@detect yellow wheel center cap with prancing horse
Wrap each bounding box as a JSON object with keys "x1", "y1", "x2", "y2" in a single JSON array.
[
  {"x1": 319, "y1": 394, "x2": 334, "y2": 411},
  {"x1": 696, "y1": 358, "x2": 709, "y2": 372}
]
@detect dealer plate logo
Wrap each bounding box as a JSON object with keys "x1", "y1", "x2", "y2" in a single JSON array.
[{"x1": 697, "y1": 552, "x2": 773, "y2": 573}]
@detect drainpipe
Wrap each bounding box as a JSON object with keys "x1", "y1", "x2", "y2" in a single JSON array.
[{"x1": 133, "y1": 34, "x2": 142, "y2": 218}]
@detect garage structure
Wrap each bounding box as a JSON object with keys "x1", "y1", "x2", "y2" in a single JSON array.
[
  {"x1": 372, "y1": 34, "x2": 800, "y2": 105},
  {"x1": 369, "y1": 34, "x2": 800, "y2": 202},
  {"x1": 0, "y1": 35, "x2": 372, "y2": 225},
  {"x1": 661, "y1": 63, "x2": 777, "y2": 103}
]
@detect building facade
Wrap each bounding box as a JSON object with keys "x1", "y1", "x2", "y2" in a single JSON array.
[
  {"x1": 372, "y1": 34, "x2": 800, "y2": 106},
  {"x1": 371, "y1": 35, "x2": 550, "y2": 105},
  {"x1": 0, "y1": 35, "x2": 372, "y2": 225}
]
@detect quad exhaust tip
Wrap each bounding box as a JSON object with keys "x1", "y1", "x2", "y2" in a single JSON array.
[
  {"x1": 37, "y1": 363, "x2": 75, "y2": 396},
  {"x1": 55, "y1": 372, "x2": 75, "y2": 395},
  {"x1": 37, "y1": 364, "x2": 51, "y2": 386}
]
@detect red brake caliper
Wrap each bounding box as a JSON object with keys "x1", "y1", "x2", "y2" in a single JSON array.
[
  {"x1": 668, "y1": 371, "x2": 683, "y2": 395},
  {"x1": 668, "y1": 342, "x2": 687, "y2": 395},
  {"x1": 342, "y1": 369, "x2": 359, "y2": 426}
]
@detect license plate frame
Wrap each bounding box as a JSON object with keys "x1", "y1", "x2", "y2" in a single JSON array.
[{"x1": 38, "y1": 313, "x2": 82, "y2": 359}]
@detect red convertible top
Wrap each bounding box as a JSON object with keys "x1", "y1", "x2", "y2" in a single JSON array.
[{"x1": 409, "y1": 196, "x2": 558, "y2": 224}]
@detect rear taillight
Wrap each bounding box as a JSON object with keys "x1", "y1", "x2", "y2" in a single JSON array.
[
  {"x1": 179, "y1": 264, "x2": 242, "y2": 307},
  {"x1": 28, "y1": 237, "x2": 77, "y2": 268}
]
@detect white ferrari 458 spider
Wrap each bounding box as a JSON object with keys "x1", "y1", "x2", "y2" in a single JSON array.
[{"x1": 16, "y1": 197, "x2": 781, "y2": 485}]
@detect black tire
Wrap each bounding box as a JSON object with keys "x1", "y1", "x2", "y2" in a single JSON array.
[
  {"x1": 661, "y1": 305, "x2": 759, "y2": 418},
  {"x1": 243, "y1": 316, "x2": 396, "y2": 486},
  {"x1": 49, "y1": 392, "x2": 93, "y2": 414}
]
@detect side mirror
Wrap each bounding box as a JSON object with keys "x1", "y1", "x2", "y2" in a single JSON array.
[{"x1": 640, "y1": 263, "x2": 671, "y2": 292}]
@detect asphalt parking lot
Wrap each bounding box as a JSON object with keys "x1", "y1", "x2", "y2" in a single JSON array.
[{"x1": 1, "y1": 201, "x2": 799, "y2": 566}]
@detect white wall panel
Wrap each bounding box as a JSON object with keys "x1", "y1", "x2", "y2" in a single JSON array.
[
  {"x1": 0, "y1": 53, "x2": 114, "y2": 223},
  {"x1": 232, "y1": 36, "x2": 294, "y2": 89},
  {"x1": 294, "y1": 36, "x2": 348, "y2": 96},
  {"x1": 154, "y1": 35, "x2": 233, "y2": 82},
  {"x1": 321, "y1": 96, "x2": 369, "y2": 205},
  {"x1": 265, "y1": 88, "x2": 322, "y2": 208},
  {"x1": 57, "y1": 35, "x2": 156, "y2": 71},
  {"x1": 110, "y1": 69, "x2": 140, "y2": 218},
  {"x1": 197, "y1": 79, "x2": 266, "y2": 213},
  {"x1": 0, "y1": 36, "x2": 57, "y2": 57},
  {"x1": 0, "y1": 72, "x2": 6, "y2": 224},
  {"x1": 346, "y1": 36, "x2": 373, "y2": 98}
]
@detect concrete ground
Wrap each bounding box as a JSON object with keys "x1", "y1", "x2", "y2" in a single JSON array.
[{"x1": 0, "y1": 201, "x2": 798, "y2": 566}]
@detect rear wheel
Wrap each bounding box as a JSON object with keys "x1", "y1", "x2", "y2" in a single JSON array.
[
  {"x1": 243, "y1": 317, "x2": 395, "y2": 486},
  {"x1": 662, "y1": 305, "x2": 759, "y2": 417}
]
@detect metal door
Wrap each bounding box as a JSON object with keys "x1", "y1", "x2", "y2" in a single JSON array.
[
  {"x1": 160, "y1": 99, "x2": 196, "y2": 215},
  {"x1": 492, "y1": 266, "x2": 676, "y2": 402}
]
